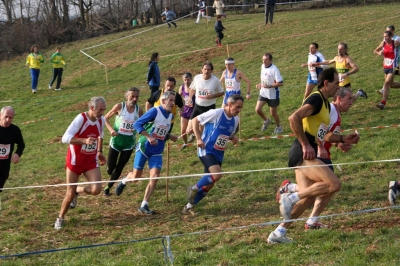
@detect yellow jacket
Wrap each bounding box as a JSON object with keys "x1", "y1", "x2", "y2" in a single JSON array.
[
  {"x1": 26, "y1": 53, "x2": 44, "y2": 69},
  {"x1": 50, "y1": 52, "x2": 66, "y2": 68}
]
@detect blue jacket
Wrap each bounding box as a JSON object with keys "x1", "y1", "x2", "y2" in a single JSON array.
[{"x1": 147, "y1": 61, "x2": 160, "y2": 86}]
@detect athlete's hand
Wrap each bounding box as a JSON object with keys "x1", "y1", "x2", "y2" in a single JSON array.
[
  {"x1": 256, "y1": 84, "x2": 262, "y2": 90},
  {"x1": 147, "y1": 135, "x2": 158, "y2": 145},
  {"x1": 317, "y1": 146, "x2": 328, "y2": 159},
  {"x1": 231, "y1": 136, "x2": 239, "y2": 145},
  {"x1": 343, "y1": 133, "x2": 359, "y2": 145},
  {"x1": 169, "y1": 134, "x2": 178, "y2": 142},
  {"x1": 302, "y1": 143, "x2": 316, "y2": 160},
  {"x1": 246, "y1": 93, "x2": 251, "y2": 100},
  {"x1": 337, "y1": 142, "x2": 352, "y2": 153},
  {"x1": 98, "y1": 153, "x2": 106, "y2": 166},
  {"x1": 86, "y1": 137, "x2": 97, "y2": 145},
  {"x1": 11, "y1": 153, "x2": 20, "y2": 164},
  {"x1": 196, "y1": 139, "x2": 205, "y2": 149},
  {"x1": 110, "y1": 129, "x2": 118, "y2": 137}
]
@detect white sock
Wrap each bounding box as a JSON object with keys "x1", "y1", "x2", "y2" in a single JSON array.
[
  {"x1": 141, "y1": 201, "x2": 148, "y2": 208},
  {"x1": 288, "y1": 183, "x2": 297, "y2": 193},
  {"x1": 186, "y1": 203, "x2": 193, "y2": 208},
  {"x1": 274, "y1": 225, "x2": 287, "y2": 237},
  {"x1": 306, "y1": 217, "x2": 318, "y2": 225},
  {"x1": 288, "y1": 192, "x2": 300, "y2": 203}
]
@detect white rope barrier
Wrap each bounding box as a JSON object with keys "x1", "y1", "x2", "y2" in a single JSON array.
[{"x1": 2, "y1": 158, "x2": 399, "y2": 191}]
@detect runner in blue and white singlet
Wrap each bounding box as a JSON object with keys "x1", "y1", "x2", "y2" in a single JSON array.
[
  {"x1": 183, "y1": 94, "x2": 243, "y2": 215},
  {"x1": 220, "y1": 58, "x2": 252, "y2": 107},
  {"x1": 114, "y1": 91, "x2": 178, "y2": 215}
]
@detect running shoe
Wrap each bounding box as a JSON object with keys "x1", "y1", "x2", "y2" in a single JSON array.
[
  {"x1": 55, "y1": 88, "x2": 62, "y2": 91},
  {"x1": 357, "y1": 89, "x2": 368, "y2": 99},
  {"x1": 182, "y1": 205, "x2": 195, "y2": 215},
  {"x1": 138, "y1": 204, "x2": 155, "y2": 215},
  {"x1": 49, "y1": 85, "x2": 52, "y2": 90},
  {"x1": 388, "y1": 181, "x2": 398, "y2": 205},
  {"x1": 32, "y1": 89, "x2": 37, "y2": 93},
  {"x1": 305, "y1": 221, "x2": 329, "y2": 229},
  {"x1": 187, "y1": 186, "x2": 198, "y2": 205},
  {"x1": 275, "y1": 180, "x2": 291, "y2": 203},
  {"x1": 273, "y1": 126, "x2": 283, "y2": 134},
  {"x1": 261, "y1": 118, "x2": 271, "y2": 131},
  {"x1": 267, "y1": 231, "x2": 293, "y2": 244},
  {"x1": 70, "y1": 193, "x2": 78, "y2": 209},
  {"x1": 104, "y1": 187, "x2": 110, "y2": 196},
  {"x1": 279, "y1": 193, "x2": 294, "y2": 221},
  {"x1": 376, "y1": 89, "x2": 383, "y2": 96},
  {"x1": 376, "y1": 102, "x2": 385, "y2": 110},
  {"x1": 54, "y1": 217, "x2": 64, "y2": 230},
  {"x1": 188, "y1": 134, "x2": 195, "y2": 143},
  {"x1": 180, "y1": 144, "x2": 188, "y2": 151},
  {"x1": 115, "y1": 181, "x2": 126, "y2": 196}
]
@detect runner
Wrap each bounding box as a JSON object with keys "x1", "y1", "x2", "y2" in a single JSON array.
[
  {"x1": 374, "y1": 30, "x2": 400, "y2": 109},
  {"x1": 48, "y1": 46, "x2": 66, "y2": 91},
  {"x1": 183, "y1": 94, "x2": 242, "y2": 215},
  {"x1": 315, "y1": 42, "x2": 367, "y2": 101},
  {"x1": 301, "y1": 42, "x2": 326, "y2": 100},
  {"x1": 114, "y1": 91, "x2": 178, "y2": 215},
  {"x1": 267, "y1": 68, "x2": 359, "y2": 243},
  {"x1": 55, "y1": 97, "x2": 107, "y2": 229},
  {"x1": 0, "y1": 106, "x2": 25, "y2": 196},
  {"x1": 275, "y1": 87, "x2": 356, "y2": 231},
  {"x1": 220, "y1": 57, "x2": 251, "y2": 107},
  {"x1": 178, "y1": 73, "x2": 195, "y2": 151},
  {"x1": 103, "y1": 87, "x2": 143, "y2": 196},
  {"x1": 255, "y1": 52, "x2": 284, "y2": 134}
]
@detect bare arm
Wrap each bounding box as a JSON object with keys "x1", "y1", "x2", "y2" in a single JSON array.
[
  {"x1": 145, "y1": 101, "x2": 152, "y2": 112},
  {"x1": 104, "y1": 103, "x2": 122, "y2": 136},
  {"x1": 192, "y1": 117, "x2": 205, "y2": 149},
  {"x1": 237, "y1": 70, "x2": 251, "y2": 95},
  {"x1": 345, "y1": 57, "x2": 359, "y2": 75},
  {"x1": 374, "y1": 40, "x2": 384, "y2": 55}
]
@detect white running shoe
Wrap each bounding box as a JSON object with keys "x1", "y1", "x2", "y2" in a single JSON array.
[
  {"x1": 267, "y1": 231, "x2": 293, "y2": 244},
  {"x1": 70, "y1": 193, "x2": 78, "y2": 209},
  {"x1": 388, "y1": 181, "x2": 398, "y2": 205},
  {"x1": 55, "y1": 88, "x2": 62, "y2": 91},
  {"x1": 305, "y1": 221, "x2": 329, "y2": 229},
  {"x1": 273, "y1": 126, "x2": 283, "y2": 134},
  {"x1": 279, "y1": 193, "x2": 294, "y2": 221},
  {"x1": 261, "y1": 118, "x2": 271, "y2": 131},
  {"x1": 49, "y1": 85, "x2": 52, "y2": 90},
  {"x1": 54, "y1": 217, "x2": 64, "y2": 230}
]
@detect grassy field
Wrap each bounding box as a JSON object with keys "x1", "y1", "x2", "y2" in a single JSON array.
[{"x1": 1, "y1": 3, "x2": 400, "y2": 265}]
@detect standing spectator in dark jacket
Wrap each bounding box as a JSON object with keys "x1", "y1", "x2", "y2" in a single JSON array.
[
  {"x1": 146, "y1": 52, "x2": 161, "y2": 95},
  {"x1": 214, "y1": 15, "x2": 225, "y2": 47},
  {"x1": 265, "y1": 0, "x2": 276, "y2": 25}
]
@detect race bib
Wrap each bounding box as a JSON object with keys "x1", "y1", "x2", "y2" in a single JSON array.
[
  {"x1": 214, "y1": 134, "x2": 229, "y2": 151},
  {"x1": 317, "y1": 123, "x2": 328, "y2": 143},
  {"x1": 332, "y1": 126, "x2": 341, "y2": 135},
  {"x1": 225, "y1": 80, "x2": 234, "y2": 89},
  {"x1": 119, "y1": 119, "x2": 135, "y2": 134},
  {"x1": 152, "y1": 125, "x2": 168, "y2": 140},
  {"x1": 198, "y1": 89, "x2": 209, "y2": 99},
  {"x1": 81, "y1": 141, "x2": 97, "y2": 154},
  {"x1": 384, "y1": 58, "x2": 394, "y2": 67},
  {"x1": 338, "y1": 73, "x2": 344, "y2": 83},
  {"x1": 0, "y1": 144, "x2": 11, "y2": 159}
]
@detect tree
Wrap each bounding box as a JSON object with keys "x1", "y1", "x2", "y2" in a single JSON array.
[{"x1": 0, "y1": 0, "x2": 14, "y2": 22}]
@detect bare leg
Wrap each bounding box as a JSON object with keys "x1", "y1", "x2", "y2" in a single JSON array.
[
  {"x1": 304, "y1": 83, "x2": 315, "y2": 100},
  {"x1": 270, "y1": 106, "x2": 280, "y2": 127},
  {"x1": 255, "y1": 101, "x2": 268, "y2": 121},
  {"x1": 142, "y1": 167, "x2": 161, "y2": 202},
  {"x1": 58, "y1": 168, "x2": 79, "y2": 219},
  {"x1": 78, "y1": 168, "x2": 102, "y2": 195}
]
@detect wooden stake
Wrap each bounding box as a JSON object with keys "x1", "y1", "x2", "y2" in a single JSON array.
[
  {"x1": 104, "y1": 65, "x2": 109, "y2": 84},
  {"x1": 166, "y1": 142, "x2": 170, "y2": 202},
  {"x1": 226, "y1": 44, "x2": 230, "y2": 57}
]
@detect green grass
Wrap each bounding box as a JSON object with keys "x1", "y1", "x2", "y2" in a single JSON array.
[{"x1": 2, "y1": 3, "x2": 400, "y2": 265}]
